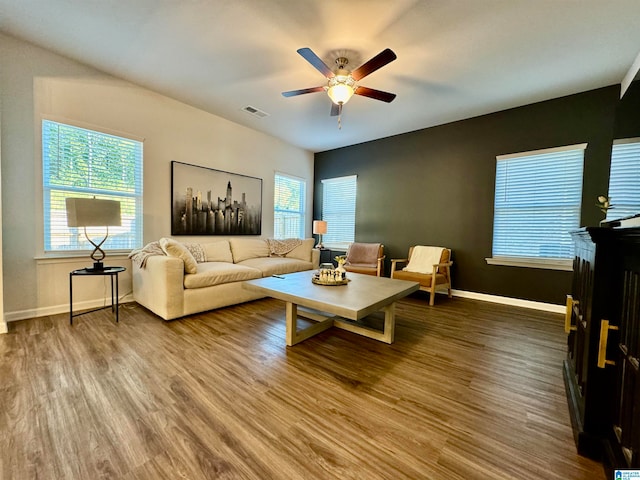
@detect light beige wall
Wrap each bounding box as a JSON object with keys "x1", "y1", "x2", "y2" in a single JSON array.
[{"x1": 0, "y1": 33, "x2": 314, "y2": 321}]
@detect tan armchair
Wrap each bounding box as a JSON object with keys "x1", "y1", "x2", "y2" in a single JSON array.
[
  {"x1": 391, "y1": 246, "x2": 453, "y2": 305},
  {"x1": 343, "y1": 242, "x2": 385, "y2": 277}
]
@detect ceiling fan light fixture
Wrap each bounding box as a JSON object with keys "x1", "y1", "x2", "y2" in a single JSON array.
[{"x1": 327, "y1": 74, "x2": 356, "y2": 105}]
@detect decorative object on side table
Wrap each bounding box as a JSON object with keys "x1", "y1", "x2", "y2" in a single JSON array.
[
  {"x1": 313, "y1": 220, "x2": 327, "y2": 248},
  {"x1": 66, "y1": 197, "x2": 121, "y2": 271},
  {"x1": 596, "y1": 195, "x2": 614, "y2": 226},
  {"x1": 596, "y1": 195, "x2": 613, "y2": 214}
]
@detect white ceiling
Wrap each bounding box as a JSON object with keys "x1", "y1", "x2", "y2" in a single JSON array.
[{"x1": 2, "y1": 0, "x2": 640, "y2": 153}]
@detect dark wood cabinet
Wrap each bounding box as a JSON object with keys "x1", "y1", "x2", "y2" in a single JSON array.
[
  {"x1": 565, "y1": 226, "x2": 640, "y2": 472},
  {"x1": 606, "y1": 229, "x2": 640, "y2": 471}
]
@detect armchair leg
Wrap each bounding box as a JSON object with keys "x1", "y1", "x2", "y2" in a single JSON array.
[{"x1": 429, "y1": 273, "x2": 437, "y2": 306}]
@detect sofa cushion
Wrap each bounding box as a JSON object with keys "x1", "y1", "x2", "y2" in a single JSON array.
[
  {"x1": 160, "y1": 237, "x2": 198, "y2": 274},
  {"x1": 238, "y1": 257, "x2": 314, "y2": 277},
  {"x1": 229, "y1": 238, "x2": 269, "y2": 263},
  {"x1": 183, "y1": 262, "x2": 262, "y2": 289},
  {"x1": 284, "y1": 238, "x2": 315, "y2": 262},
  {"x1": 201, "y1": 240, "x2": 233, "y2": 263}
]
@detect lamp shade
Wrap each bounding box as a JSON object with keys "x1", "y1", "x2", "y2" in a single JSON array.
[
  {"x1": 313, "y1": 220, "x2": 327, "y2": 235},
  {"x1": 66, "y1": 198, "x2": 121, "y2": 227}
]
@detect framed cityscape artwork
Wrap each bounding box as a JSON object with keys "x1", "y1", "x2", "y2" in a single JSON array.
[{"x1": 171, "y1": 161, "x2": 262, "y2": 235}]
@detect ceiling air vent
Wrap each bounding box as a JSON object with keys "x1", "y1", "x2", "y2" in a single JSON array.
[{"x1": 242, "y1": 105, "x2": 269, "y2": 119}]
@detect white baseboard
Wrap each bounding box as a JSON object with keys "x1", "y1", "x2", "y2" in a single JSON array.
[
  {"x1": 4, "y1": 289, "x2": 563, "y2": 323},
  {"x1": 5, "y1": 293, "x2": 135, "y2": 323},
  {"x1": 451, "y1": 289, "x2": 564, "y2": 314}
]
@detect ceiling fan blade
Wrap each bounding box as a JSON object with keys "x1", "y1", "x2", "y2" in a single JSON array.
[
  {"x1": 351, "y1": 48, "x2": 397, "y2": 81},
  {"x1": 297, "y1": 47, "x2": 335, "y2": 78},
  {"x1": 355, "y1": 86, "x2": 396, "y2": 103},
  {"x1": 282, "y1": 86, "x2": 325, "y2": 97},
  {"x1": 330, "y1": 103, "x2": 340, "y2": 116}
]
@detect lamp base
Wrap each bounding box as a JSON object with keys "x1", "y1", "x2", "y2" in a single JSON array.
[{"x1": 87, "y1": 261, "x2": 105, "y2": 271}]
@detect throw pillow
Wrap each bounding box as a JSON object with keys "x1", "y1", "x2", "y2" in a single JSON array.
[
  {"x1": 285, "y1": 238, "x2": 315, "y2": 261},
  {"x1": 183, "y1": 243, "x2": 206, "y2": 263},
  {"x1": 159, "y1": 237, "x2": 198, "y2": 274}
]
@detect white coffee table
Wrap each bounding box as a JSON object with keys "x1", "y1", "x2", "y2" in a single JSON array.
[{"x1": 243, "y1": 270, "x2": 419, "y2": 346}]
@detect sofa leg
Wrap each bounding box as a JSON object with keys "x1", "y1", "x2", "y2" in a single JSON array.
[{"x1": 429, "y1": 290, "x2": 435, "y2": 306}]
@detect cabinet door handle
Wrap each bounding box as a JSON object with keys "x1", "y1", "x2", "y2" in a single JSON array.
[
  {"x1": 565, "y1": 295, "x2": 577, "y2": 333},
  {"x1": 597, "y1": 319, "x2": 619, "y2": 368}
]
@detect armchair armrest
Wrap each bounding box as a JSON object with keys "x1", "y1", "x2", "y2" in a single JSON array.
[
  {"x1": 390, "y1": 258, "x2": 409, "y2": 276},
  {"x1": 377, "y1": 254, "x2": 387, "y2": 276},
  {"x1": 435, "y1": 261, "x2": 453, "y2": 278}
]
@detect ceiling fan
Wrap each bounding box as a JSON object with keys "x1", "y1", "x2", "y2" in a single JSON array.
[{"x1": 282, "y1": 47, "x2": 397, "y2": 126}]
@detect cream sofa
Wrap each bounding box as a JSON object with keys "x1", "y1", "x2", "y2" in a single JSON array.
[{"x1": 132, "y1": 237, "x2": 319, "y2": 320}]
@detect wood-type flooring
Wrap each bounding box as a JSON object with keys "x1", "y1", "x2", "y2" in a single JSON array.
[{"x1": 0, "y1": 294, "x2": 606, "y2": 479}]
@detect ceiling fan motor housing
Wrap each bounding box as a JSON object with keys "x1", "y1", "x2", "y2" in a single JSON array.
[{"x1": 335, "y1": 57, "x2": 349, "y2": 70}]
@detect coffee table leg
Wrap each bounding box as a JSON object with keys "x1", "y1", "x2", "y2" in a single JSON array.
[
  {"x1": 286, "y1": 302, "x2": 297, "y2": 346},
  {"x1": 333, "y1": 302, "x2": 396, "y2": 344},
  {"x1": 382, "y1": 302, "x2": 395, "y2": 344},
  {"x1": 285, "y1": 301, "x2": 335, "y2": 346}
]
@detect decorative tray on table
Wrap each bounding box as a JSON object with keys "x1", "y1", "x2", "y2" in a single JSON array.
[
  {"x1": 312, "y1": 269, "x2": 349, "y2": 286},
  {"x1": 312, "y1": 277, "x2": 350, "y2": 286}
]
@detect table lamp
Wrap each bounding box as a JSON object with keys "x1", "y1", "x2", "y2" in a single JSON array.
[
  {"x1": 66, "y1": 197, "x2": 121, "y2": 271},
  {"x1": 313, "y1": 220, "x2": 327, "y2": 248}
]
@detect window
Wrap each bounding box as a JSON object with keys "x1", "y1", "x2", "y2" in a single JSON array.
[
  {"x1": 606, "y1": 139, "x2": 640, "y2": 220},
  {"x1": 489, "y1": 144, "x2": 586, "y2": 270},
  {"x1": 42, "y1": 119, "x2": 143, "y2": 253},
  {"x1": 321, "y1": 175, "x2": 357, "y2": 250},
  {"x1": 274, "y1": 173, "x2": 306, "y2": 239}
]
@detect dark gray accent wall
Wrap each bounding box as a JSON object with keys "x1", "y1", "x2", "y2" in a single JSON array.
[
  {"x1": 615, "y1": 80, "x2": 640, "y2": 139},
  {"x1": 314, "y1": 86, "x2": 621, "y2": 305}
]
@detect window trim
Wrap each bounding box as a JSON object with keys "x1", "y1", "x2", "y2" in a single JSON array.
[
  {"x1": 273, "y1": 171, "x2": 307, "y2": 239},
  {"x1": 321, "y1": 175, "x2": 357, "y2": 250},
  {"x1": 487, "y1": 143, "x2": 586, "y2": 270},
  {"x1": 605, "y1": 137, "x2": 640, "y2": 221},
  {"x1": 41, "y1": 115, "x2": 144, "y2": 255},
  {"x1": 485, "y1": 256, "x2": 573, "y2": 271},
  {"x1": 495, "y1": 143, "x2": 587, "y2": 162}
]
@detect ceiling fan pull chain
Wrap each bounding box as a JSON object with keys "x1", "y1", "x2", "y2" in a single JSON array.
[{"x1": 338, "y1": 104, "x2": 343, "y2": 129}]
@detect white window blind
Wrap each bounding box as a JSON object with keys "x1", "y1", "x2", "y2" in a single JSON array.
[
  {"x1": 492, "y1": 144, "x2": 585, "y2": 261},
  {"x1": 606, "y1": 139, "x2": 640, "y2": 221},
  {"x1": 321, "y1": 175, "x2": 356, "y2": 250},
  {"x1": 42, "y1": 119, "x2": 143, "y2": 252},
  {"x1": 274, "y1": 173, "x2": 306, "y2": 239}
]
